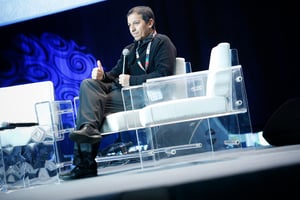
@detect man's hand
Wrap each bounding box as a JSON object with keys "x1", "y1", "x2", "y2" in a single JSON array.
[
  {"x1": 119, "y1": 74, "x2": 130, "y2": 87},
  {"x1": 91, "y1": 60, "x2": 105, "y2": 80}
]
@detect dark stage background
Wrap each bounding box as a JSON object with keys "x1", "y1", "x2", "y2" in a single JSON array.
[{"x1": 1, "y1": 0, "x2": 299, "y2": 135}]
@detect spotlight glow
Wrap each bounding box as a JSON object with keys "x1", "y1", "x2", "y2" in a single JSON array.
[{"x1": 0, "y1": 0, "x2": 106, "y2": 27}]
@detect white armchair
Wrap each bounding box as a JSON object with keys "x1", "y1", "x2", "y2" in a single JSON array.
[
  {"x1": 78, "y1": 42, "x2": 252, "y2": 171},
  {"x1": 0, "y1": 81, "x2": 75, "y2": 191},
  {"x1": 117, "y1": 42, "x2": 253, "y2": 166}
]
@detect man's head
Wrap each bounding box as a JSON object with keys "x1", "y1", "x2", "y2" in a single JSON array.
[{"x1": 127, "y1": 6, "x2": 156, "y2": 41}]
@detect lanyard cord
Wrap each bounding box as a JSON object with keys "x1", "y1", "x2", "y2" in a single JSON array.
[{"x1": 136, "y1": 31, "x2": 157, "y2": 72}]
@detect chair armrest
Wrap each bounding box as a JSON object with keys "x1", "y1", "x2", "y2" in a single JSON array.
[
  {"x1": 139, "y1": 65, "x2": 248, "y2": 127},
  {"x1": 121, "y1": 84, "x2": 146, "y2": 111}
]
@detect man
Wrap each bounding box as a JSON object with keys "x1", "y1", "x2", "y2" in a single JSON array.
[{"x1": 66, "y1": 6, "x2": 177, "y2": 179}]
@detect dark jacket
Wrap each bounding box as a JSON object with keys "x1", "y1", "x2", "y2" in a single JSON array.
[{"x1": 103, "y1": 33, "x2": 177, "y2": 87}]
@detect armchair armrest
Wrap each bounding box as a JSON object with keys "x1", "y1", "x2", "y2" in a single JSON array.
[{"x1": 139, "y1": 65, "x2": 248, "y2": 127}]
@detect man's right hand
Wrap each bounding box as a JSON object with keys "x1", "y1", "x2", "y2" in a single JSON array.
[{"x1": 91, "y1": 60, "x2": 105, "y2": 80}]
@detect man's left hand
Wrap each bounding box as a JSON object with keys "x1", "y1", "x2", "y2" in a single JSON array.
[{"x1": 119, "y1": 74, "x2": 130, "y2": 87}]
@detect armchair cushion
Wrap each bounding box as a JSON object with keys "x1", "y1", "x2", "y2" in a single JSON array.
[
  {"x1": 139, "y1": 96, "x2": 227, "y2": 126},
  {"x1": 100, "y1": 109, "x2": 142, "y2": 134}
]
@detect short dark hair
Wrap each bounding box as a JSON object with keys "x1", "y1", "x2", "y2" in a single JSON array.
[{"x1": 127, "y1": 6, "x2": 156, "y2": 30}]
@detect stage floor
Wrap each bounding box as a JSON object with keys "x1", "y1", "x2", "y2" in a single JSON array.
[{"x1": 1, "y1": 144, "x2": 300, "y2": 199}]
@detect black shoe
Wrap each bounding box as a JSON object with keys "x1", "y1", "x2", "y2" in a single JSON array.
[
  {"x1": 69, "y1": 124, "x2": 102, "y2": 144},
  {"x1": 60, "y1": 166, "x2": 97, "y2": 180}
]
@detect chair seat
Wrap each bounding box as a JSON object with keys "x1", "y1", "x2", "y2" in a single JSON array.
[
  {"x1": 139, "y1": 96, "x2": 228, "y2": 126},
  {"x1": 100, "y1": 109, "x2": 142, "y2": 135},
  {"x1": 100, "y1": 96, "x2": 228, "y2": 133}
]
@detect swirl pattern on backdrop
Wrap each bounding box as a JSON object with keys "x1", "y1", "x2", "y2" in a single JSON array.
[{"x1": 0, "y1": 32, "x2": 97, "y2": 100}]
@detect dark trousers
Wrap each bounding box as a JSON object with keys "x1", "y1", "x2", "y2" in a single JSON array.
[
  {"x1": 76, "y1": 79, "x2": 124, "y2": 130},
  {"x1": 73, "y1": 79, "x2": 124, "y2": 168}
]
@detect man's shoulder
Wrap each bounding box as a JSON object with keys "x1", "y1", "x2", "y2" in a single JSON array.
[
  {"x1": 155, "y1": 33, "x2": 174, "y2": 44},
  {"x1": 156, "y1": 33, "x2": 170, "y2": 39}
]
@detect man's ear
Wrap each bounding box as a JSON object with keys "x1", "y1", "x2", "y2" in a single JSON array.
[{"x1": 148, "y1": 18, "x2": 154, "y2": 28}]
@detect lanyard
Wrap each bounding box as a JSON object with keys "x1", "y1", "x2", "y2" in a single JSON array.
[{"x1": 136, "y1": 31, "x2": 156, "y2": 72}]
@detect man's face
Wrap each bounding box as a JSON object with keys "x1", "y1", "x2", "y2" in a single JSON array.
[{"x1": 127, "y1": 13, "x2": 153, "y2": 41}]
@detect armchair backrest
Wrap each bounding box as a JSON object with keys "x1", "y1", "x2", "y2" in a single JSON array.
[
  {"x1": 174, "y1": 57, "x2": 187, "y2": 75},
  {"x1": 0, "y1": 81, "x2": 55, "y2": 123}
]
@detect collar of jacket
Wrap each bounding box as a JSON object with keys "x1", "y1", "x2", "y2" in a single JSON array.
[{"x1": 135, "y1": 32, "x2": 156, "y2": 46}]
